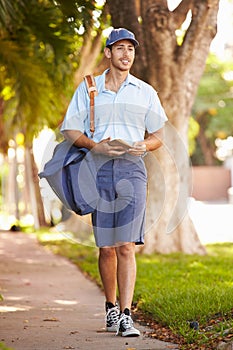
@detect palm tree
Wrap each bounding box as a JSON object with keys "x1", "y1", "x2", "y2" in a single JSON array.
[
  {"x1": 0, "y1": 0, "x2": 75, "y2": 146},
  {"x1": 0, "y1": 0, "x2": 76, "y2": 226}
]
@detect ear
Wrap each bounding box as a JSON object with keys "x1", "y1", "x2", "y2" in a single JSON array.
[{"x1": 104, "y1": 47, "x2": 111, "y2": 59}]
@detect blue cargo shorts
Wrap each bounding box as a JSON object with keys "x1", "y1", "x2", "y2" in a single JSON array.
[{"x1": 91, "y1": 154, "x2": 147, "y2": 247}]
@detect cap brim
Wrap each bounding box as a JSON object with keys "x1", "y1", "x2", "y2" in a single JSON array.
[{"x1": 106, "y1": 37, "x2": 139, "y2": 47}]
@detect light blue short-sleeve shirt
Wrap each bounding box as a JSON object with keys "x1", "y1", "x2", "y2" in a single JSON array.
[{"x1": 61, "y1": 69, "x2": 168, "y2": 143}]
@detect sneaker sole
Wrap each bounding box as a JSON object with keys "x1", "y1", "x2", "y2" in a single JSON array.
[
  {"x1": 106, "y1": 325, "x2": 118, "y2": 332},
  {"x1": 118, "y1": 330, "x2": 140, "y2": 337}
]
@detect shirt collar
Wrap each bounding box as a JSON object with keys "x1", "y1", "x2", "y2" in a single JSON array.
[
  {"x1": 99, "y1": 69, "x2": 141, "y2": 92},
  {"x1": 125, "y1": 73, "x2": 141, "y2": 88}
]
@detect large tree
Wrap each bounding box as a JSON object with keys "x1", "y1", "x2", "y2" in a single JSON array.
[{"x1": 105, "y1": 0, "x2": 220, "y2": 254}]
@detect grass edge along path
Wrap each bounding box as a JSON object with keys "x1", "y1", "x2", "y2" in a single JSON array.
[
  {"x1": 37, "y1": 232, "x2": 233, "y2": 349},
  {"x1": 0, "y1": 342, "x2": 14, "y2": 350}
]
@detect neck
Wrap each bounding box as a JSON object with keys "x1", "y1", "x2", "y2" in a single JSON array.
[{"x1": 105, "y1": 69, "x2": 128, "y2": 92}]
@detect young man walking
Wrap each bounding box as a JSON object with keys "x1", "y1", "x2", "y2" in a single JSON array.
[{"x1": 61, "y1": 28, "x2": 167, "y2": 337}]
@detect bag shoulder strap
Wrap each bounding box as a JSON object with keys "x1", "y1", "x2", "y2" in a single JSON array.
[{"x1": 84, "y1": 74, "x2": 98, "y2": 138}]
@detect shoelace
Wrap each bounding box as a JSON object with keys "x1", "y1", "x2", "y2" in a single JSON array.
[
  {"x1": 106, "y1": 306, "x2": 119, "y2": 326},
  {"x1": 116, "y1": 313, "x2": 133, "y2": 335}
]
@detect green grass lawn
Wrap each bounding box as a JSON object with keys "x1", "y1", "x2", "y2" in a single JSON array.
[{"x1": 37, "y1": 232, "x2": 233, "y2": 349}]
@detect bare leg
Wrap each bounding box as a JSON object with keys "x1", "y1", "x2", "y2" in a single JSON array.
[
  {"x1": 98, "y1": 247, "x2": 117, "y2": 304},
  {"x1": 115, "y1": 242, "x2": 136, "y2": 311}
]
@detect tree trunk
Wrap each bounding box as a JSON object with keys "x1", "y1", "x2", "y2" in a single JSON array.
[
  {"x1": 24, "y1": 147, "x2": 40, "y2": 229},
  {"x1": 107, "y1": 0, "x2": 220, "y2": 254},
  {"x1": 197, "y1": 130, "x2": 215, "y2": 166},
  {"x1": 196, "y1": 112, "x2": 215, "y2": 165},
  {"x1": 26, "y1": 147, "x2": 48, "y2": 228}
]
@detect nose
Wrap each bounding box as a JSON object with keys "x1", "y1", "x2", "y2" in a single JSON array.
[{"x1": 123, "y1": 48, "x2": 132, "y2": 56}]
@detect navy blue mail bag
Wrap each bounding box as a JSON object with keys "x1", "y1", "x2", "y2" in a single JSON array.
[
  {"x1": 38, "y1": 74, "x2": 99, "y2": 216},
  {"x1": 38, "y1": 140, "x2": 98, "y2": 215}
]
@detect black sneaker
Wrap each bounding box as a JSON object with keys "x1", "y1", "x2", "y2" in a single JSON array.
[
  {"x1": 116, "y1": 308, "x2": 140, "y2": 337},
  {"x1": 105, "y1": 302, "x2": 120, "y2": 332}
]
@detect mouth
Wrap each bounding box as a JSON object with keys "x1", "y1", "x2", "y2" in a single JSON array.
[{"x1": 121, "y1": 59, "x2": 130, "y2": 65}]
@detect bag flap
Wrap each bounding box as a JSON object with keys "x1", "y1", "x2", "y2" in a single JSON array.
[{"x1": 39, "y1": 140, "x2": 88, "y2": 178}]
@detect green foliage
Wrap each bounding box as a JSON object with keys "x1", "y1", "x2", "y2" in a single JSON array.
[
  {"x1": 188, "y1": 116, "x2": 200, "y2": 156},
  {"x1": 0, "y1": 40, "x2": 68, "y2": 139},
  {"x1": 37, "y1": 231, "x2": 233, "y2": 347},
  {"x1": 51, "y1": 0, "x2": 96, "y2": 31},
  {"x1": 191, "y1": 53, "x2": 233, "y2": 164},
  {"x1": 0, "y1": 0, "x2": 82, "y2": 146}
]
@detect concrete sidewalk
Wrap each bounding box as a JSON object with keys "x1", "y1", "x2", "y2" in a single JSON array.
[{"x1": 0, "y1": 232, "x2": 178, "y2": 350}]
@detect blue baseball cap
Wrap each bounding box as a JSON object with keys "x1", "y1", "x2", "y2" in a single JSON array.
[{"x1": 106, "y1": 28, "x2": 139, "y2": 48}]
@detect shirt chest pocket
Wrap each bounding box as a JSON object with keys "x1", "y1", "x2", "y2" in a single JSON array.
[{"x1": 123, "y1": 105, "x2": 146, "y2": 128}]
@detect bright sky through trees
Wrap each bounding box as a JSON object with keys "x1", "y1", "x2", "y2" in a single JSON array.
[{"x1": 168, "y1": 0, "x2": 233, "y2": 59}]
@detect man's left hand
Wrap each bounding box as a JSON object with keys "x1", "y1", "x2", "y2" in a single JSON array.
[{"x1": 127, "y1": 142, "x2": 146, "y2": 156}]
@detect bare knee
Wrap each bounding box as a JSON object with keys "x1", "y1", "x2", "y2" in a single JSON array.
[
  {"x1": 99, "y1": 247, "x2": 116, "y2": 260},
  {"x1": 116, "y1": 243, "x2": 135, "y2": 259}
]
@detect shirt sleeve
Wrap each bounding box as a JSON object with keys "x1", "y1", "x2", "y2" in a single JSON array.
[
  {"x1": 60, "y1": 81, "x2": 89, "y2": 134},
  {"x1": 145, "y1": 88, "x2": 168, "y2": 133}
]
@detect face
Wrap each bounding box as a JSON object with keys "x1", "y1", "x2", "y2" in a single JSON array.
[{"x1": 104, "y1": 39, "x2": 135, "y2": 71}]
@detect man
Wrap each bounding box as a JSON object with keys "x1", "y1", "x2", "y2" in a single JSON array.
[{"x1": 61, "y1": 28, "x2": 167, "y2": 337}]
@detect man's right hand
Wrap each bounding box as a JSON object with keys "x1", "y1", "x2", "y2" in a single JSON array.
[
  {"x1": 92, "y1": 138, "x2": 127, "y2": 156},
  {"x1": 63, "y1": 131, "x2": 128, "y2": 156}
]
